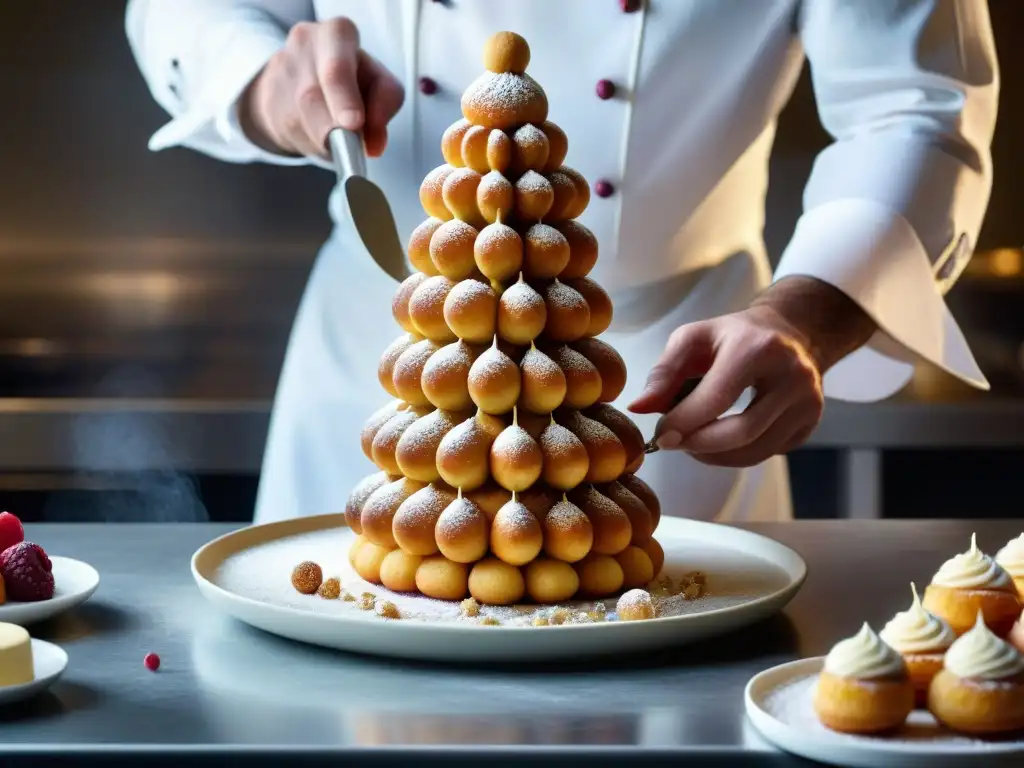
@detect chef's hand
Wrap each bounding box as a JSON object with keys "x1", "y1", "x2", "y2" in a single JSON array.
[
  {"x1": 239, "y1": 17, "x2": 405, "y2": 159},
  {"x1": 629, "y1": 276, "x2": 876, "y2": 467}
]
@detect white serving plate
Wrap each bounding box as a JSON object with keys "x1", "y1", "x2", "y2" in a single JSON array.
[
  {"x1": 745, "y1": 657, "x2": 1024, "y2": 767},
  {"x1": 0, "y1": 557, "x2": 100, "y2": 626},
  {"x1": 0, "y1": 639, "x2": 68, "y2": 705},
  {"x1": 192, "y1": 513, "x2": 805, "y2": 663}
]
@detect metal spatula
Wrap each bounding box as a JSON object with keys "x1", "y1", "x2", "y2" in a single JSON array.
[{"x1": 327, "y1": 128, "x2": 410, "y2": 283}]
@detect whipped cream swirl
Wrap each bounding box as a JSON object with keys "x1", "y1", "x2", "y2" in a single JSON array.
[
  {"x1": 824, "y1": 623, "x2": 905, "y2": 679},
  {"x1": 880, "y1": 582, "x2": 955, "y2": 654},
  {"x1": 931, "y1": 533, "x2": 1012, "y2": 590},
  {"x1": 944, "y1": 612, "x2": 1024, "y2": 680},
  {"x1": 996, "y1": 533, "x2": 1024, "y2": 578}
]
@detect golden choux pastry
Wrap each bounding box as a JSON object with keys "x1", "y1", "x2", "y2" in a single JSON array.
[
  {"x1": 814, "y1": 623, "x2": 914, "y2": 735},
  {"x1": 543, "y1": 280, "x2": 591, "y2": 342},
  {"x1": 475, "y1": 222, "x2": 523, "y2": 283},
  {"x1": 490, "y1": 408, "x2": 544, "y2": 492},
  {"x1": 522, "y1": 223, "x2": 570, "y2": 279},
  {"x1": 429, "y1": 220, "x2": 479, "y2": 281},
  {"x1": 540, "y1": 121, "x2": 568, "y2": 172},
  {"x1": 569, "y1": 485, "x2": 632, "y2": 556},
  {"x1": 442, "y1": 167, "x2": 485, "y2": 227},
  {"x1": 617, "y1": 589, "x2": 656, "y2": 621},
  {"x1": 548, "y1": 345, "x2": 603, "y2": 409},
  {"x1": 393, "y1": 483, "x2": 458, "y2": 556},
  {"x1": 928, "y1": 611, "x2": 1024, "y2": 736},
  {"x1": 378, "y1": 333, "x2": 419, "y2": 399},
  {"x1": 395, "y1": 409, "x2": 468, "y2": 483},
  {"x1": 435, "y1": 409, "x2": 504, "y2": 491},
  {"x1": 996, "y1": 533, "x2": 1024, "y2": 599},
  {"x1": 408, "y1": 219, "x2": 445, "y2": 276},
  {"x1": 483, "y1": 31, "x2": 531, "y2": 74},
  {"x1": 510, "y1": 124, "x2": 549, "y2": 175},
  {"x1": 408, "y1": 276, "x2": 457, "y2": 342},
  {"x1": 519, "y1": 343, "x2": 567, "y2": 413},
  {"x1": 345, "y1": 471, "x2": 390, "y2": 534},
  {"x1": 922, "y1": 533, "x2": 1022, "y2": 637},
  {"x1": 491, "y1": 493, "x2": 544, "y2": 566},
  {"x1": 469, "y1": 557, "x2": 526, "y2": 605},
  {"x1": 415, "y1": 555, "x2": 469, "y2": 601},
  {"x1": 574, "y1": 552, "x2": 625, "y2": 598},
  {"x1": 539, "y1": 416, "x2": 590, "y2": 490},
  {"x1": 352, "y1": 538, "x2": 393, "y2": 585},
  {"x1": 461, "y1": 124, "x2": 490, "y2": 173},
  {"x1": 435, "y1": 489, "x2": 490, "y2": 563},
  {"x1": 486, "y1": 129, "x2": 512, "y2": 172},
  {"x1": 561, "y1": 410, "x2": 627, "y2": 483},
  {"x1": 498, "y1": 276, "x2": 547, "y2": 345},
  {"x1": 525, "y1": 558, "x2": 580, "y2": 603},
  {"x1": 441, "y1": 119, "x2": 472, "y2": 167},
  {"x1": 419, "y1": 164, "x2": 455, "y2": 220},
  {"x1": 601, "y1": 481, "x2": 654, "y2": 545},
  {"x1": 443, "y1": 278, "x2": 497, "y2": 343},
  {"x1": 541, "y1": 495, "x2": 593, "y2": 563},
  {"x1": 1010, "y1": 610, "x2": 1024, "y2": 654},
  {"x1": 392, "y1": 338, "x2": 444, "y2": 407},
  {"x1": 476, "y1": 171, "x2": 515, "y2": 224},
  {"x1": 421, "y1": 340, "x2": 480, "y2": 412},
  {"x1": 566, "y1": 277, "x2": 613, "y2": 336},
  {"x1": 461, "y1": 71, "x2": 547, "y2": 130},
  {"x1": 371, "y1": 407, "x2": 424, "y2": 475},
  {"x1": 557, "y1": 220, "x2": 598, "y2": 279},
  {"x1": 546, "y1": 170, "x2": 578, "y2": 221},
  {"x1": 518, "y1": 484, "x2": 559, "y2": 519},
  {"x1": 379, "y1": 549, "x2": 423, "y2": 592},
  {"x1": 361, "y1": 399, "x2": 404, "y2": 462},
  {"x1": 557, "y1": 166, "x2": 591, "y2": 220},
  {"x1": 641, "y1": 537, "x2": 665, "y2": 577},
  {"x1": 586, "y1": 404, "x2": 645, "y2": 475},
  {"x1": 361, "y1": 477, "x2": 426, "y2": 549},
  {"x1": 514, "y1": 170, "x2": 554, "y2": 221},
  {"x1": 392, "y1": 272, "x2": 427, "y2": 334},
  {"x1": 348, "y1": 534, "x2": 366, "y2": 569},
  {"x1": 880, "y1": 583, "x2": 956, "y2": 706},
  {"x1": 468, "y1": 337, "x2": 521, "y2": 414},
  {"x1": 616, "y1": 547, "x2": 655, "y2": 590},
  {"x1": 619, "y1": 474, "x2": 662, "y2": 530},
  {"x1": 573, "y1": 337, "x2": 627, "y2": 403}
]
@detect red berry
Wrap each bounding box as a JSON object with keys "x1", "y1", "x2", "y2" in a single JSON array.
[
  {"x1": 0, "y1": 541, "x2": 54, "y2": 602},
  {"x1": 144, "y1": 653, "x2": 161, "y2": 671},
  {"x1": 0, "y1": 512, "x2": 24, "y2": 553}
]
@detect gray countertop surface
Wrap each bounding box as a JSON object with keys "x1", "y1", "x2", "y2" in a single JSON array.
[{"x1": 4, "y1": 520, "x2": 1023, "y2": 765}]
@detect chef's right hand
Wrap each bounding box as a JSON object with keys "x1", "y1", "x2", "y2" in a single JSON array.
[{"x1": 240, "y1": 17, "x2": 405, "y2": 159}]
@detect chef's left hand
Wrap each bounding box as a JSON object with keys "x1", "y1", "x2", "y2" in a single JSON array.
[{"x1": 629, "y1": 276, "x2": 876, "y2": 467}]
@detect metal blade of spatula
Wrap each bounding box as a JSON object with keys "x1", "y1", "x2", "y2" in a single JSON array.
[{"x1": 327, "y1": 128, "x2": 410, "y2": 283}]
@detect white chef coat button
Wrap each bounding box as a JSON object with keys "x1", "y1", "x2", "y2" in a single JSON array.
[
  {"x1": 418, "y1": 76, "x2": 439, "y2": 95},
  {"x1": 596, "y1": 79, "x2": 616, "y2": 100},
  {"x1": 619, "y1": 0, "x2": 643, "y2": 13},
  {"x1": 594, "y1": 179, "x2": 615, "y2": 198}
]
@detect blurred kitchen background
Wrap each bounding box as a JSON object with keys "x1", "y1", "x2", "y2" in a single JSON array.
[{"x1": 0, "y1": 1, "x2": 1021, "y2": 523}]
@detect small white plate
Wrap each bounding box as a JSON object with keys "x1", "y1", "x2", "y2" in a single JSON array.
[
  {"x1": 0, "y1": 639, "x2": 68, "y2": 705},
  {"x1": 745, "y1": 657, "x2": 1024, "y2": 767},
  {"x1": 0, "y1": 557, "x2": 100, "y2": 626}
]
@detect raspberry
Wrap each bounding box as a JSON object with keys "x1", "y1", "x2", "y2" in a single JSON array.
[
  {"x1": 0, "y1": 541, "x2": 55, "y2": 602},
  {"x1": 0, "y1": 512, "x2": 24, "y2": 553},
  {"x1": 144, "y1": 653, "x2": 160, "y2": 671}
]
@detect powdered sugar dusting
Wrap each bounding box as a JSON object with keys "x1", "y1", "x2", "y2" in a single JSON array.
[
  {"x1": 551, "y1": 345, "x2": 596, "y2": 374},
  {"x1": 616, "y1": 588, "x2": 654, "y2": 616},
  {"x1": 423, "y1": 340, "x2": 476, "y2": 379},
  {"x1": 395, "y1": 484, "x2": 455, "y2": 528},
  {"x1": 544, "y1": 280, "x2": 587, "y2": 311},
  {"x1": 494, "y1": 500, "x2": 540, "y2": 536},
  {"x1": 499, "y1": 280, "x2": 543, "y2": 313},
  {"x1": 469, "y1": 345, "x2": 517, "y2": 380},
  {"x1": 540, "y1": 421, "x2": 584, "y2": 455},
  {"x1": 524, "y1": 223, "x2": 567, "y2": 249},
  {"x1": 421, "y1": 165, "x2": 454, "y2": 197},
  {"x1": 462, "y1": 72, "x2": 545, "y2": 124},
  {"x1": 513, "y1": 124, "x2": 546, "y2": 151},
  {"x1": 475, "y1": 221, "x2": 520, "y2": 252},
  {"x1": 544, "y1": 499, "x2": 586, "y2": 533},
  {"x1": 410, "y1": 276, "x2": 456, "y2": 310},
  {"x1": 491, "y1": 425, "x2": 540, "y2": 462},
  {"x1": 571, "y1": 486, "x2": 622, "y2": 520},
  {"x1": 396, "y1": 409, "x2": 463, "y2": 453},
  {"x1": 516, "y1": 170, "x2": 550, "y2": 194},
  {"x1": 429, "y1": 221, "x2": 477, "y2": 259},
  {"x1": 435, "y1": 497, "x2": 485, "y2": 539},
  {"x1": 567, "y1": 412, "x2": 617, "y2": 443},
  {"x1": 444, "y1": 278, "x2": 495, "y2": 314}
]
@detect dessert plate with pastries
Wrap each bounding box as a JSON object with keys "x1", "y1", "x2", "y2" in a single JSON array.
[
  {"x1": 0, "y1": 621, "x2": 68, "y2": 705},
  {"x1": 745, "y1": 533, "x2": 1024, "y2": 767},
  {"x1": 193, "y1": 31, "x2": 806, "y2": 663}
]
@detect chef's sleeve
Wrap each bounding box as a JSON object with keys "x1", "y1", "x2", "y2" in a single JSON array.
[
  {"x1": 774, "y1": 0, "x2": 998, "y2": 402},
  {"x1": 125, "y1": 0, "x2": 316, "y2": 166}
]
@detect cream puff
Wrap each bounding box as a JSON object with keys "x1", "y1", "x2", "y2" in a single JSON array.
[
  {"x1": 928, "y1": 611, "x2": 1024, "y2": 736},
  {"x1": 922, "y1": 533, "x2": 1021, "y2": 638},
  {"x1": 814, "y1": 623, "x2": 915, "y2": 734},
  {"x1": 996, "y1": 533, "x2": 1024, "y2": 599},
  {"x1": 880, "y1": 582, "x2": 955, "y2": 707}
]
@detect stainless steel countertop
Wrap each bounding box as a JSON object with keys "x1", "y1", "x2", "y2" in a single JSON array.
[{"x1": 4, "y1": 520, "x2": 1021, "y2": 765}]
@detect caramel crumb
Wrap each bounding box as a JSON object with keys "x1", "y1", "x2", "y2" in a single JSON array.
[
  {"x1": 532, "y1": 616, "x2": 550, "y2": 627},
  {"x1": 549, "y1": 607, "x2": 571, "y2": 625},
  {"x1": 358, "y1": 592, "x2": 376, "y2": 611},
  {"x1": 567, "y1": 611, "x2": 592, "y2": 624},
  {"x1": 479, "y1": 616, "x2": 501, "y2": 626},
  {"x1": 377, "y1": 600, "x2": 400, "y2": 619},
  {"x1": 587, "y1": 603, "x2": 607, "y2": 621},
  {"x1": 683, "y1": 582, "x2": 702, "y2": 600},
  {"x1": 317, "y1": 577, "x2": 341, "y2": 599},
  {"x1": 460, "y1": 597, "x2": 481, "y2": 617},
  {"x1": 341, "y1": 590, "x2": 356, "y2": 602},
  {"x1": 291, "y1": 561, "x2": 323, "y2": 595}
]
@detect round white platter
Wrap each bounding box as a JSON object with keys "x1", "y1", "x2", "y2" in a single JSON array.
[
  {"x1": 0, "y1": 557, "x2": 100, "y2": 626},
  {"x1": 0, "y1": 639, "x2": 68, "y2": 705}
]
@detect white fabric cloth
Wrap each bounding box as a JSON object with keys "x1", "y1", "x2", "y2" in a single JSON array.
[{"x1": 125, "y1": 0, "x2": 997, "y2": 524}]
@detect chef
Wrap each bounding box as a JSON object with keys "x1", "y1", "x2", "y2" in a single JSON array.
[{"x1": 126, "y1": 0, "x2": 997, "y2": 524}]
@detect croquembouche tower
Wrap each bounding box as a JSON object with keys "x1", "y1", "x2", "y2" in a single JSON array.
[{"x1": 345, "y1": 32, "x2": 664, "y2": 606}]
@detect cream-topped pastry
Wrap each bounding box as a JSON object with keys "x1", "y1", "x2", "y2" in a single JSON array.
[
  {"x1": 931, "y1": 533, "x2": 1012, "y2": 590},
  {"x1": 881, "y1": 583, "x2": 955, "y2": 654},
  {"x1": 996, "y1": 533, "x2": 1024, "y2": 597},
  {"x1": 0, "y1": 622, "x2": 34, "y2": 688},
  {"x1": 944, "y1": 611, "x2": 1024, "y2": 681},
  {"x1": 824, "y1": 622, "x2": 906, "y2": 679}
]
